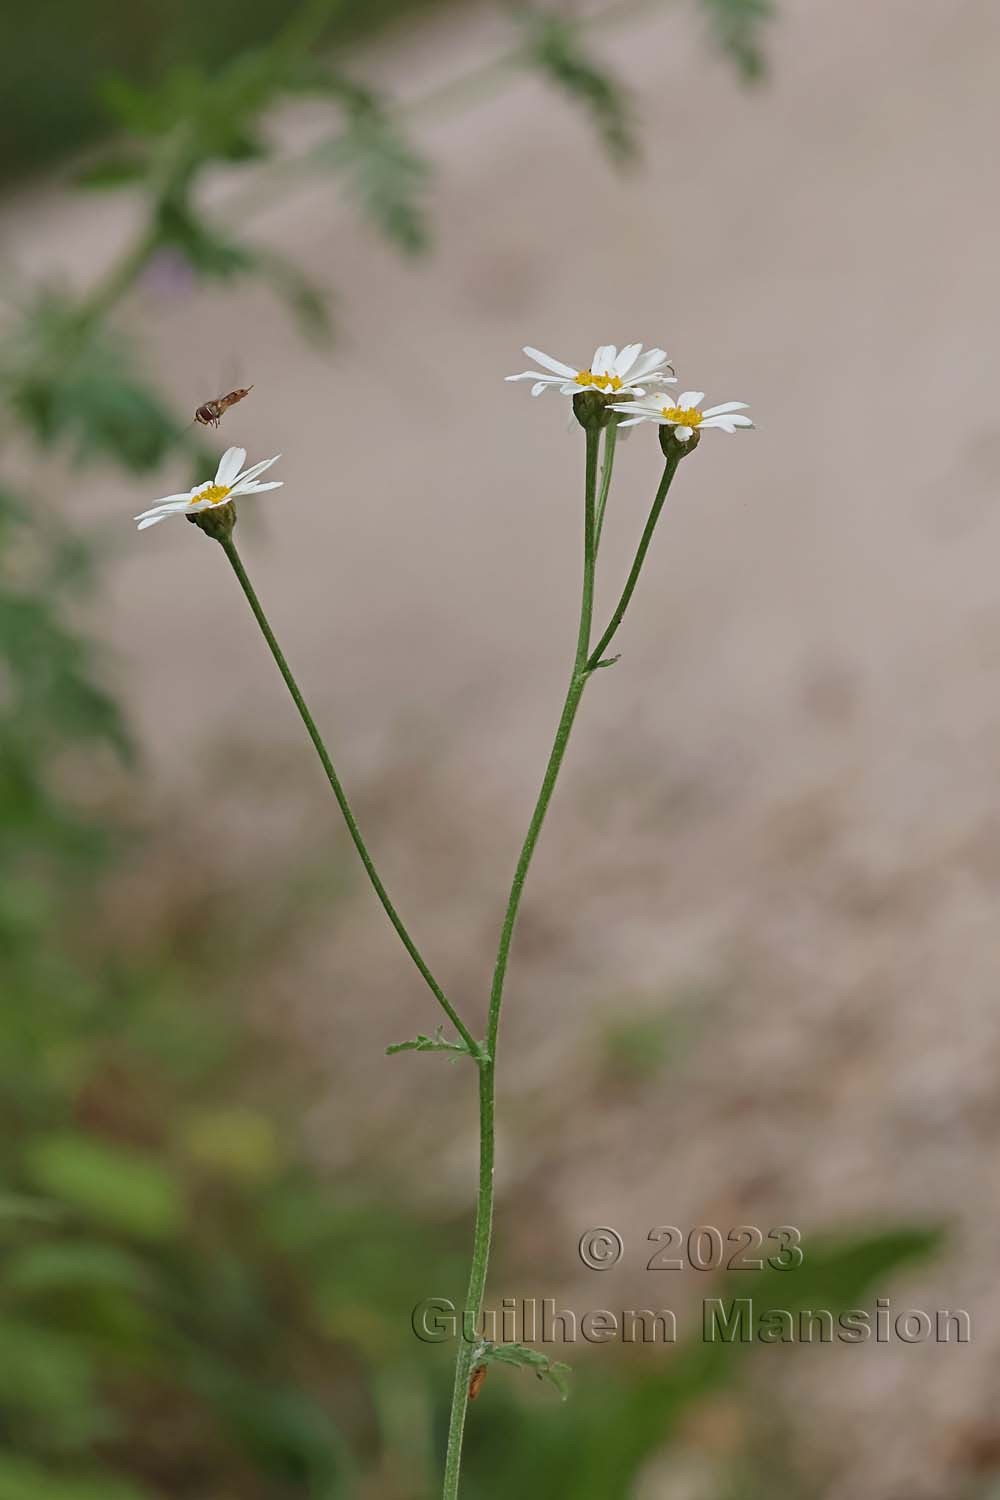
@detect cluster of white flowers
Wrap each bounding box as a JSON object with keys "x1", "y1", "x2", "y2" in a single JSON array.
[
  {"x1": 506, "y1": 341, "x2": 752, "y2": 443},
  {"x1": 505, "y1": 342, "x2": 675, "y2": 400},
  {"x1": 136, "y1": 343, "x2": 750, "y2": 534}
]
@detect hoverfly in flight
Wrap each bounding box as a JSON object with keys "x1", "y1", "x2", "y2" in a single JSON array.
[{"x1": 193, "y1": 385, "x2": 254, "y2": 429}]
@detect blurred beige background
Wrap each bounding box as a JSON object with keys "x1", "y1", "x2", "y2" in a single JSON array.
[{"x1": 8, "y1": 0, "x2": 999, "y2": 1493}]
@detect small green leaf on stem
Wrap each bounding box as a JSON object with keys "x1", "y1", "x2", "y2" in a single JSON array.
[
  {"x1": 386, "y1": 1026, "x2": 473, "y2": 1058},
  {"x1": 476, "y1": 1340, "x2": 571, "y2": 1400},
  {"x1": 592, "y1": 654, "x2": 621, "y2": 671}
]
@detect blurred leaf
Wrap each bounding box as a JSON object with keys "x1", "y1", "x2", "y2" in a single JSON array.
[
  {"x1": 3, "y1": 1242, "x2": 154, "y2": 1299},
  {"x1": 0, "y1": 1319, "x2": 108, "y2": 1449},
  {"x1": 0, "y1": 1457, "x2": 152, "y2": 1500},
  {"x1": 317, "y1": 79, "x2": 430, "y2": 254},
  {"x1": 519, "y1": 9, "x2": 636, "y2": 163},
  {"x1": 700, "y1": 0, "x2": 775, "y2": 81},
  {"x1": 154, "y1": 197, "x2": 255, "y2": 278},
  {"x1": 0, "y1": 592, "x2": 130, "y2": 758},
  {"x1": 100, "y1": 55, "x2": 276, "y2": 160},
  {"x1": 74, "y1": 155, "x2": 148, "y2": 191},
  {"x1": 184, "y1": 1355, "x2": 354, "y2": 1493},
  {"x1": 248, "y1": 248, "x2": 334, "y2": 343},
  {"x1": 25, "y1": 1135, "x2": 185, "y2": 1240},
  {"x1": 99, "y1": 76, "x2": 175, "y2": 137},
  {"x1": 599, "y1": 1011, "x2": 679, "y2": 1080},
  {"x1": 0, "y1": 1194, "x2": 66, "y2": 1225},
  {"x1": 1, "y1": 291, "x2": 182, "y2": 471},
  {"x1": 182, "y1": 1107, "x2": 281, "y2": 1183}
]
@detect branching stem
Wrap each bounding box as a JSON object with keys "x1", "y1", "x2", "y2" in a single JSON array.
[{"x1": 220, "y1": 536, "x2": 480, "y2": 1059}]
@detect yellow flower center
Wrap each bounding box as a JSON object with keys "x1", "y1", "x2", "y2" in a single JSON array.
[
  {"x1": 197, "y1": 483, "x2": 232, "y2": 507},
  {"x1": 662, "y1": 405, "x2": 702, "y2": 427},
  {"x1": 576, "y1": 369, "x2": 623, "y2": 392}
]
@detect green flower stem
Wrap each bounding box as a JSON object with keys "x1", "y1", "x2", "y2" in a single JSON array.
[
  {"x1": 441, "y1": 426, "x2": 601, "y2": 1500},
  {"x1": 587, "y1": 447, "x2": 681, "y2": 669},
  {"x1": 219, "y1": 536, "x2": 480, "y2": 1060},
  {"x1": 593, "y1": 420, "x2": 618, "y2": 552}
]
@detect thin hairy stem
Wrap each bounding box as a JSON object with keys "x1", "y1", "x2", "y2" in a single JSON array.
[
  {"x1": 588, "y1": 447, "x2": 681, "y2": 668},
  {"x1": 593, "y1": 420, "x2": 618, "y2": 552},
  {"x1": 441, "y1": 426, "x2": 601, "y2": 1500},
  {"x1": 219, "y1": 536, "x2": 479, "y2": 1058}
]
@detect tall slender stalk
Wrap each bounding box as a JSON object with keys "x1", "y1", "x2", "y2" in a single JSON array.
[
  {"x1": 441, "y1": 425, "x2": 601, "y2": 1500},
  {"x1": 219, "y1": 536, "x2": 480, "y2": 1059}
]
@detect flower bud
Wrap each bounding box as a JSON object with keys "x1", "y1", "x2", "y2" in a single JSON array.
[
  {"x1": 572, "y1": 389, "x2": 616, "y2": 432},
  {"x1": 658, "y1": 426, "x2": 701, "y2": 460},
  {"x1": 187, "y1": 501, "x2": 237, "y2": 542}
]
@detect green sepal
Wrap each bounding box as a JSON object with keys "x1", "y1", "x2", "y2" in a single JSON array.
[
  {"x1": 658, "y1": 426, "x2": 701, "y2": 459},
  {"x1": 187, "y1": 503, "x2": 236, "y2": 543}
]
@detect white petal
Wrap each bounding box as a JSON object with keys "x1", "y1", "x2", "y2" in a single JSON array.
[
  {"x1": 234, "y1": 452, "x2": 280, "y2": 486},
  {"x1": 628, "y1": 348, "x2": 670, "y2": 380},
  {"x1": 701, "y1": 401, "x2": 750, "y2": 417},
  {"x1": 614, "y1": 342, "x2": 643, "y2": 375},
  {"x1": 531, "y1": 381, "x2": 549, "y2": 397},
  {"x1": 701, "y1": 414, "x2": 754, "y2": 431},
  {"x1": 591, "y1": 345, "x2": 616, "y2": 376},
  {"x1": 506, "y1": 370, "x2": 562, "y2": 384},
  {"x1": 133, "y1": 500, "x2": 191, "y2": 521},
  {"x1": 674, "y1": 426, "x2": 693, "y2": 442},
  {"x1": 522, "y1": 346, "x2": 578, "y2": 378},
  {"x1": 617, "y1": 415, "x2": 648, "y2": 428},
  {"x1": 235, "y1": 479, "x2": 283, "y2": 494},
  {"x1": 676, "y1": 391, "x2": 705, "y2": 409},
  {"x1": 137, "y1": 513, "x2": 171, "y2": 530},
  {"x1": 215, "y1": 447, "x2": 246, "y2": 487},
  {"x1": 139, "y1": 490, "x2": 193, "y2": 512}
]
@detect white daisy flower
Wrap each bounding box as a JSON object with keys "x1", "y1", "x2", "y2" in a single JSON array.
[
  {"x1": 134, "y1": 447, "x2": 282, "y2": 531},
  {"x1": 610, "y1": 389, "x2": 753, "y2": 443},
  {"x1": 505, "y1": 343, "x2": 675, "y2": 399}
]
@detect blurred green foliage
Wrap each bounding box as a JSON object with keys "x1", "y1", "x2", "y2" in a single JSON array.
[
  {"x1": 0, "y1": 3, "x2": 672, "y2": 476},
  {"x1": 0, "y1": 0, "x2": 443, "y2": 184},
  {"x1": 0, "y1": 0, "x2": 778, "y2": 185},
  {"x1": 0, "y1": 508, "x2": 451, "y2": 1495}
]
